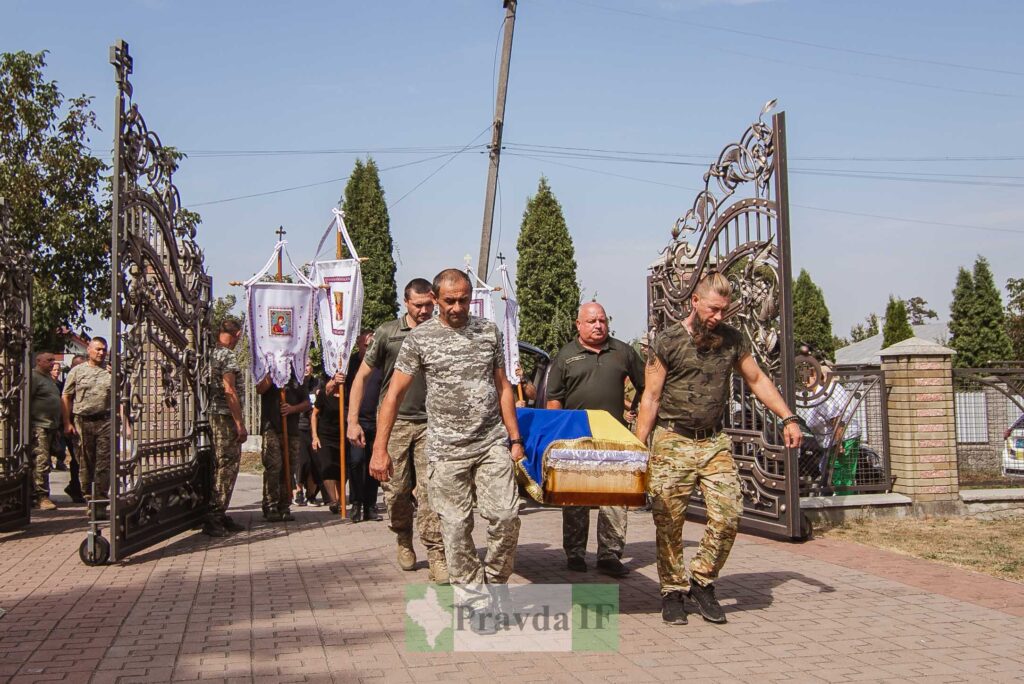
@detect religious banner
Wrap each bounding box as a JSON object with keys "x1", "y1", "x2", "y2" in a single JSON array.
[
  {"x1": 499, "y1": 262, "x2": 521, "y2": 385},
  {"x1": 245, "y1": 241, "x2": 317, "y2": 386},
  {"x1": 313, "y1": 209, "x2": 365, "y2": 376},
  {"x1": 466, "y1": 264, "x2": 496, "y2": 322}
]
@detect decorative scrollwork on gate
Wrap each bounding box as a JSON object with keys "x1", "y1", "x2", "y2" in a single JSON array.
[
  {"x1": 0, "y1": 197, "x2": 33, "y2": 529},
  {"x1": 647, "y1": 103, "x2": 800, "y2": 537},
  {"x1": 107, "y1": 41, "x2": 214, "y2": 559}
]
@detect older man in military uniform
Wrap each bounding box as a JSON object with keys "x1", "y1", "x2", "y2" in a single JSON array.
[
  {"x1": 348, "y1": 278, "x2": 447, "y2": 581},
  {"x1": 62, "y1": 337, "x2": 112, "y2": 517},
  {"x1": 29, "y1": 352, "x2": 61, "y2": 510},
  {"x1": 205, "y1": 317, "x2": 248, "y2": 536},
  {"x1": 636, "y1": 273, "x2": 802, "y2": 626},
  {"x1": 371, "y1": 269, "x2": 523, "y2": 596},
  {"x1": 546, "y1": 302, "x2": 644, "y2": 578}
]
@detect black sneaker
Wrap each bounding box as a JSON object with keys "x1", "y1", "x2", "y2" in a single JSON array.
[
  {"x1": 661, "y1": 591, "x2": 687, "y2": 625},
  {"x1": 294, "y1": 492, "x2": 307, "y2": 507},
  {"x1": 688, "y1": 582, "x2": 727, "y2": 623},
  {"x1": 567, "y1": 556, "x2": 587, "y2": 572},
  {"x1": 278, "y1": 510, "x2": 295, "y2": 522},
  {"x1": 596, "y1": 557, "x2": 630, "y2": 578},
  {"x1": 363, "y1": 503, "x2": 383, "y2": 521}
]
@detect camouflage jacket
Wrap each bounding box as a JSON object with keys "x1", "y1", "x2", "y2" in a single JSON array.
[
  {"x1": 394, "y1": 316, "x2": 507, "y2": 461},
  {"x1": 209, "y1": 346, "x2": 244, "y2": 417}
]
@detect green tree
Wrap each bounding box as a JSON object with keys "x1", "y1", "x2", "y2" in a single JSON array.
[
  {"x1": 882, "y1": 296, "x2": 914, "y2": 348},
  {"x1": 516, "y1": 176, "x2": 581, "y2": 354},
  {"x1": 340, "y1": 158, "x2": 397, "y2": 330},
  {"x1": 950, "y1": 258, "x2": 1013, "y2": 366},
  {"x1": 792, "y1": 268, "x2": 835, "y2": 360},
  {"x1": 849, "y1": 313, "x2": 879, "y2": 343},
  {"x1": 0, "y1": 51, "x2": 107, "y2": 351},
  {"x1": 970, "y1": 256, "x2": 1012, "y2": 365},
  {"x1": 903, "y1": 296, "x2": 938, "y2": 325},
  {"x1": 210, "y1": 294, "x2": 238, "y2": 332},
  {"x1": 1006, "y1": 277, "x2": 1024, "y2": 360}
]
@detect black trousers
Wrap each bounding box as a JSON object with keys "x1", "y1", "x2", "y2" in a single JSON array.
[{"x1": 349, "y1": 427, "x2": 380, "y2": 509}]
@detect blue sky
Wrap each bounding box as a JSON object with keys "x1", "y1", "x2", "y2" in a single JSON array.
[{"x1": 4, "y1": 0, "x2": 1023, "y2": 342}]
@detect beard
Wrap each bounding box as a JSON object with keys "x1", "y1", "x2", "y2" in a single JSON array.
[{"x1": 691, "y1": 310, "x2": 725, "y2": 352}]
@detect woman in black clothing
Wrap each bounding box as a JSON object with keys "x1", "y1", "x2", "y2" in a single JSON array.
[
  {"x1": 346, "y1": 338, "x2": 383, "y2": 522},
  {"x1": 311, "y1": 370, "x2": 345, "y2": 513}
]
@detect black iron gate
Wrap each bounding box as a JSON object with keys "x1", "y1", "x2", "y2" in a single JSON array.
[
  {"x1": 647, "y1": 102, "x2": 801, "y2": 538},
  {"x1": 81, "y1": 41, "x2": 215, "y2": 564},
  {"x1": 0, "y1": 197, "x2": 33, "y2": 531}
]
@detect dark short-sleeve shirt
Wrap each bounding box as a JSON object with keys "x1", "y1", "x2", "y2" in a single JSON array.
[
  {"x1": 546, "y1": 337, "x2": 645, "y2": 426},
  {"x1": 394, "y1": 316, "x2": 506, "y2": 461},
  {"x1": 260, "y1": 378, "x2": 307, "y2": 435},
  {"x1": 365, "y1": 316, "x2": 428, "y2": 422},
  {"x1": 30, "y1": 369, "x2": 63, "y2": 429},
  {"x1": 209, "y1": 345, "x2": 244, "y2": 416},
  {"x1": 653, "y1": 322, "x2": 749, "y2": 430}
]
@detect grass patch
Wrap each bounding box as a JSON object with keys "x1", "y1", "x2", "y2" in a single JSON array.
[
  {"x1": 241, "y1": 451, "x2": 263, "y2": 474},
  {"x1": 822, "y1": 516, "x2": 1024, "y2": 583}
]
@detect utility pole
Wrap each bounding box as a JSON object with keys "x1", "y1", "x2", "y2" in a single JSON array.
[{"x1": 477, "y1": 0, "x2": 517, "y2": 279}]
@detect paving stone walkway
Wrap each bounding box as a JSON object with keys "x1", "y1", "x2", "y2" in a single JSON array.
[{"x1": 3, "y1": 472, "x2": 1024, "y2": 683}]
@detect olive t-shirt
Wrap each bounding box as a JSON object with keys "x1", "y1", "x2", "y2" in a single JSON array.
[
  {"x1": 546, "y1": 337, "x2": 645, "y2": 426},
  {"x1": 652, "y1": 321, "x2": 749, "y2": 430},
  {"x1": 365, "y1": 316, "x2": 427, "y2": 422}
]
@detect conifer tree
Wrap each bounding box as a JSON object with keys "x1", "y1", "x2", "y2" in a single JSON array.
[
  {"x1": 882, "y1": 296, "x2": 914, "y2": 349},
  {"x1": 949, "y1": 266, "x2": 975, "y2": 366},
  {"x1": 792, "y1": 268, "x2": 835, "y2": 360},
  {"x1": 515, "y1": 177, "x2": 581, "y2": 354},
  {"x1": 1006, "y1": 277, "x2": 1024, "y2": 361},
  {"x1": 340, "y1": 158, "x2": 398, "y2": 330},
  {"x1": 970, "y1": 256, "x2": 1013, "y2": 365}
]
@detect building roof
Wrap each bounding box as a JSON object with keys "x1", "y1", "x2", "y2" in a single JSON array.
[{"x1": 835, "y1": 322, "x2": 948, "y2": 366}]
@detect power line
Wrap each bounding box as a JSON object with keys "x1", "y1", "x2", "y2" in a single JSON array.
[
  {"x1": 388, "y1": 125, "x2": 493, "y2": 209},
  {"x1": 567, "y1": 0, "x2": 1024, "y2": 78},
  {"x1": 506, "y1": 151, "x2": 1024, "y2": 235},
  {"x1": 189, "y1": 151, "x2": 465, "y2": 207}
]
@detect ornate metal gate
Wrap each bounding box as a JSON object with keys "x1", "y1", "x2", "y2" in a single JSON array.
[
  {"x1": 82, "y1": 41, "x2": 215, "y2": 564},
  {"x1": 0, "y1": 197, "x2": 33, "y2": 531},
  {"x1": 647, "y1": 103, "x2": 801, "y2": 538}
]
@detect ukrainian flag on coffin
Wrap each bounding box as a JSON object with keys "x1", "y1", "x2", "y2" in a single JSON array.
[{"x1": 514, "y1": 408, "x2": 649, "y2": 507}]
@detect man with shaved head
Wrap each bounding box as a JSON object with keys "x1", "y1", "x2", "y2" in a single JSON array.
[
  {"x1": 372, "y1": 267, "x2": 523, "y2": 617},
  {"x1": 546, "y1": 301, "x2": 645, "y2": 578}
]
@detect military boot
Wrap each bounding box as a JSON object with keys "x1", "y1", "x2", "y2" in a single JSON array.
[
  {"x1": 396, "y1": 534, "x2": 417, "y2": 571},
  {"x1": 428, "y1": 556, "x2": 450, "y2": 584}
]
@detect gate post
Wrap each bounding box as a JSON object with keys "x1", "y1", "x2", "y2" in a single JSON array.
[{"x1": 880, "y1": 338, "x2": 959, "y2": 510}]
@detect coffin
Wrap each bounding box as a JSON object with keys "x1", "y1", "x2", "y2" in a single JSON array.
[{"x1": 515, "y1": 408, "x2": 649, "y2": 507}]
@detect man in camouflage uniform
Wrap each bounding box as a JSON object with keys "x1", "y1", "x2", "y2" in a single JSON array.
[
  {"x1": 62, "y1": 337, "x2": 112, "y2": 518},
  {"x1": 257, "y1": 372, "x2": 309, "y2": 522},
  {"x1": 371, "y1": 269, "x2": 523, "y2": 598},
  {"x1": 205, "y1": 317, "x2": 248, "y2": 536},
  {"x1": 348, "y1": 278, "x2": 447, "y2": 581},
  {"x1": 29, "y1": 352, "x2": 61, "y2": 510},
  {"x1": 546, "y1": 302, "x2": 644, "y2": 578},
  {"x1": 636, "y1": 273, "x2": 802, "y2": 626}
]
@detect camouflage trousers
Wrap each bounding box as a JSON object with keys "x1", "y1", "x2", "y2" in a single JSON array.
[
  {"x1": 75, "y1": 416, "x2": 111, "y2": 500},
  {"x1": 383, "y1": 420, "x2": 444, "y2": 562},
  {"x1": 427, "y1": 444, "x2": 521, "y2": 585},
  {"x1": 210, "y1": 414, "x2": 242, "y2": 516},
  {"x1": 262, "y1": 428, "x2": 300, "y2": 515},
  {"x1": 29, "y1": 426, "x2": 55, "y2": 500},
  {"x1": 648, "y1": 427, "x2": 743, "y2": 594},
  {"x1": 562, "y1": 505, "x2": 627, "y2": 562}
]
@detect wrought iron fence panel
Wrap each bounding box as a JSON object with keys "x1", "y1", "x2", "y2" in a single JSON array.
[
  {"x1": 647, "y1": 103, "x2": 800, "y2": 538},
  {"x1": 953, "y1": 368, "x2": 1024, "y2": 483},
  {"x1": 795, "y1": 360, "x2": 892, "y2": 496},
  {"x1": 94, "y1": 41, "x2": 214, "y2": 563},
  {"x1": 0, "y1": 198, "x2": 33, "y2": 530}
]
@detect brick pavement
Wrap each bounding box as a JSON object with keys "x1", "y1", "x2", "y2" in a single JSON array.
[{"x1": 3, "y1": 472, "x2": 1024, "y2": 683}]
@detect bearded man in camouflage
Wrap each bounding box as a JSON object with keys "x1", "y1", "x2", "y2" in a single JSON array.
[
  {"x1": 371, "y1": 269, "x2": 523, "y2": 592},
  {"x1": 635, "y1": 273, "x2": 802, "y2": 626},
  {"x1": 205, "y1": 317, "x2": 248, "y2": 536}
]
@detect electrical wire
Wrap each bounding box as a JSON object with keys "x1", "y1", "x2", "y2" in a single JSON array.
[
  {"x1": 388, "y1": 125, "x2": 493, "y2": 209},
  {"x1": 566, "y1": 0, "x2": 1024, "y2": 78}
]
